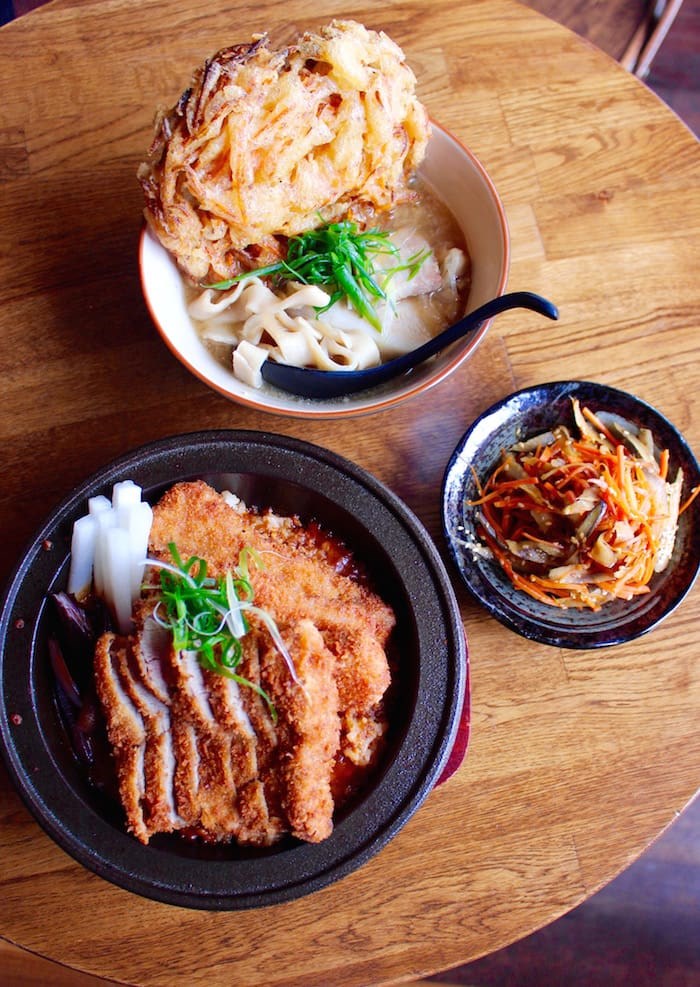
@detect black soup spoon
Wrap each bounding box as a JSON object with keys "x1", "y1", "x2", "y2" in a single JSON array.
[{"x1": 260, "y1": 291, "x2": 559, "y2": 399}]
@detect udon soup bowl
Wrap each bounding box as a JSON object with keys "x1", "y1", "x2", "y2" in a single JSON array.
[{"x1": 139, "y1": 122, "x2": 510, "y2": 419}]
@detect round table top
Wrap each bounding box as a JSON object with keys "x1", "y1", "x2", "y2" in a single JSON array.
[{"x1": 1, "y1": 1, "x2": 699, "y2": 984}]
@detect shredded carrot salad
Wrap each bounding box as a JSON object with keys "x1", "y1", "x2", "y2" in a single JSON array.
[{"x1": 469, "y1": 398, "x2": 699, "y2": 611}]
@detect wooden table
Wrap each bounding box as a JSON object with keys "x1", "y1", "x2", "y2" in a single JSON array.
[{"x1": 1, "y1": 1, "x2": 699, "y2": 984}]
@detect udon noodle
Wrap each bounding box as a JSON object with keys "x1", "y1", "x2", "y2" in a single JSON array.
[{"x1": 188, "y1": 182, "x2": 470, "y2": 388}]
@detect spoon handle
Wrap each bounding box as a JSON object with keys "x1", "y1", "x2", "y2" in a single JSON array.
[
  {"x1": 385, "y1": 291, "x2": 559, "y2": 375},
  {"x1": 261, "y1": 290, "x2": 559, "y2": 398}
]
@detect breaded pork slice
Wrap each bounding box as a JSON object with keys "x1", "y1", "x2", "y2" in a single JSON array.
[
  {"x1": 148, "y1": 480, "x2": 250, "y2": 567},
  {"x1": 94, "y1": 633, "x2": 154, "y2": 844},
  {"x1": 148, "y1": 480, "x2": 396, "y2": 711},
  {"x1": 260, "y1": 620, "x2": 341, "y2": 843},
  {"x1": 149, "y1": 477, "x2": 394, "y2": 717}
]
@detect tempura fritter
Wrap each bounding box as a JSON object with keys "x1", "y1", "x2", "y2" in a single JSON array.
[{"x1": 138, "y1": 20, "x2": 430, "y2": 282}]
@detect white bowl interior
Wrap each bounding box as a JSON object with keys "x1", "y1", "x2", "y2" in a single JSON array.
[
  {"x1": 139, "y1": 123, "x2": 509, "y2": 418},
  {"x1": 421, "y1": 128, "x2": 509, "y2": 314}
]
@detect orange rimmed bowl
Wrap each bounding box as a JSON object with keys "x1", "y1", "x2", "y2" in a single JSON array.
[{"x1": 139, "y1": 122, "x2": 510, "y2": 419}]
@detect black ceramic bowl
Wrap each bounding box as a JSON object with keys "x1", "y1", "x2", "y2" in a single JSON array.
[
  {"x1": 442, "y1": 381, "x2": 700, "y2": 648},
  {"x1": 0, "y1": 431, "x2": 466, "y2": 909}
]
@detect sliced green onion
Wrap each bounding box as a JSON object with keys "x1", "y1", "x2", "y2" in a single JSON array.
[
  {"x1": 225, "y1": 570, "x2": 248, "y2": 639},
  {"x1": 203, "y1": 219, "x2": 430, "y2": 332},
  {"x1": 145, "y1": 543, "x2": 296, "y2": 715}
]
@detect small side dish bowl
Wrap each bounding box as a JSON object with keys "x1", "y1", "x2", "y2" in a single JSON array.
[
  {"x1": 139, "y1": 122, "x2": 510, "y2": 419},
  {"x1": 0, "y1": 431, "x2": 466, "y2": 909},
  {"x1": 442, "y1": 381, "x2": 700, "y2": 648}
]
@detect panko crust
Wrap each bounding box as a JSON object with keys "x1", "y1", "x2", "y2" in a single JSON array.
[{"x1": 138, "y1": 20, "x2": 430, "y2": 282}]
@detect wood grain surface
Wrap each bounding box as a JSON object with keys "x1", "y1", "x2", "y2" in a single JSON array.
[{"x1": 0, "y1": 1, "x2": 699, "y2": 985}]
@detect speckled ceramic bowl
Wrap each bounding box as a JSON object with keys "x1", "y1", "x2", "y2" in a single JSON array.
[
  {"x1": 139, "y1": 122, "x2": 510, "y2": 419},
  {"x1": 0, "y1": 431, "x2": 466, "y2": 908},
  {"x1": 442, "y1": 381, "x2": 700, "y2": 648}
]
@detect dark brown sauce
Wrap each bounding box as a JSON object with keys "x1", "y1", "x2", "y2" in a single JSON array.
[
  {"x1": 331, "y1": 752, "x2": 367, "y2": 805},
  {"x1": 301, "y1": 519, "x2": 364, "y2": 581}
]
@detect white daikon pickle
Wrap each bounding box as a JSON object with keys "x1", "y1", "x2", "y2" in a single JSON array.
[
  {"x1": 112, "y1": 480, "x2": 142, "y2": 510},
  {"x1": 118, "y1": 499, "x2": 153, "y2": 600},
  {"x1": 67, "y1": 514, "x2": 98, "y2": 600},
  {"x1": 88, "y1": 494, "x2": 112, "y2": 516},
  {"x1": 93, "y1": 509, "x2": 117, "y2": 599},
  {"x1": 66, "y1": 480, "x2": 154, "y2": 634},
  {"x1": 103, "y1": 527, "x2": 134, "y2": 633}
]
